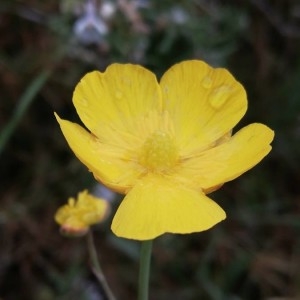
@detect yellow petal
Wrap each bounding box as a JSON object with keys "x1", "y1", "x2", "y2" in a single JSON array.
[
  {"x1": 160, "y1": 60, "x2": 247, "y2": 155},
  {"x1": 55, "y1": 114, "x2": 143, "y2": 193},
  {"x1": 111, "y1": 175, "x2": 226, "y2": 240},
  {"x1": 73, "y1": 64, "x2": 162, "y2": 148},
  {"x1": 76, "y1": 190, "x2": 109, "y2": 224},
  {"x1": 175, "y1": 123, "x2": 274, "y2": 192}
]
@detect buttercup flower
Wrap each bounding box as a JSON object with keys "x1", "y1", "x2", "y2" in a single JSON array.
[
  {"x1": 55, "y1": 190, "x2": 109, "y2": 237},
  {"x1": 55, "y1": 60, "x2": 274, "y2": 240}
]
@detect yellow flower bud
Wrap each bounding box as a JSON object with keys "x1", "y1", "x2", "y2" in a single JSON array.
[{"x1": 55, "y1": 190, "x2": 109, "y2": 237}]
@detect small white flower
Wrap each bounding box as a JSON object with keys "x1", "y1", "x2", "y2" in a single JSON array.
[{"x1": 74, "y1": 0, "x2": 108, "y2": 45}]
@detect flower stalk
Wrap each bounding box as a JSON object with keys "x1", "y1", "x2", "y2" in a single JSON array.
[
  {"x1": 138, "y1": 240, "x2": 153, "y2": 300},
  {"x1": 87, "y1": 231, "x2": 116, "y2": 300}
]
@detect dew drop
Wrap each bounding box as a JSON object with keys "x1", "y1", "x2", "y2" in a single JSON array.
[
  {"x1": 209, "y1": 95, "x2": 227, "y2": 109},
  {"x1": 122, "y1": 77, "x2": 131, "y2": 86},
  {"x1": 209, "y1": 85, "x2": 232, "y2": 109},
  {"x1": 215, "y1": 85, "x2": 232, "y2": 93},
  {"x1": 202, "y1": 76, "x2": 213, "y2": 89},
  {"x1": 81, "y1": 112, "x2": 91, "y2": 121},
  {"x1": 80, "y1": 98, "x2": 88, "y2": 106},
  {"x1": 115, "y1": 91, "x2": 122, "y2": 99}
]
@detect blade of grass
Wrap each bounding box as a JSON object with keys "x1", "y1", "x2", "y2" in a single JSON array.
[{"x1": 0, "y1": 69, "x2": 51, "y2": 156}]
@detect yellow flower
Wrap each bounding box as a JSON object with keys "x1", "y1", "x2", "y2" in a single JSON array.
[
  {"x1": 55, "y1": 190, "x2": 109, "y2": 237},
  {"x1": 55, "y1": 60, "x2": 274, "y2": 240}
]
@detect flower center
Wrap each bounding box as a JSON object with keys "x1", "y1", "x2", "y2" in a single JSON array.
[{"x1": 139, "y1": 131, "x2": 178, "y2": 173}]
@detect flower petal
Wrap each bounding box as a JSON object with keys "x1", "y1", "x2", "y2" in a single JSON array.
[
  {"x1": 160, "y1": 60, "x2": 247, "y2": 155},
  {"x1": 175, "y1": 123, "x2": 274, "y2": 192},
  {"x1": 111, "y1": 175, "x2": 226, "y2": 240},
  {"x1": 55, "y1": 114, "x2": 143, "y2": 193},
  {"x1": 73, "y1": 64, "x2": 162, "y2": 147}
]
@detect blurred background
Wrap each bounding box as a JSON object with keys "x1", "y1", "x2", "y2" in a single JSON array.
[{"x1": 0, "y1": 0, "x2": 300, "y2": 299}]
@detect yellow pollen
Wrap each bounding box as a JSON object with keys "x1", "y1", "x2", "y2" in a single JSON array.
[{"x1": 139, "y1": 131, "x2": 178, "y2": 172}]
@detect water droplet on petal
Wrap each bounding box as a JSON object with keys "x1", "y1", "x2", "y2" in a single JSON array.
[
  {"x1": 202, "y1": 76, "x2": 213, "y2": 89},
  {"x1": 80, "y1": 98, "x2": 88, "y2": 106},
  {"x1": 209, "y1": 95, "x2": 226, "y2": 109},
  {"x1": 209, "y1": 85, "x2": 232, "y2": 109},
  {"x1": 81, "y1": 112, "x2": 91, "y2": 121},
  {"x1": 115, "y1": 91, "x2": 122, "y2": 99},
  {"x1": 122, "y1": 77, "x2": 131, "y2": 86}
]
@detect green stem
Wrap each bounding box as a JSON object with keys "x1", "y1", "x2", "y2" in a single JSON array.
[
  {"x1": 87, "y1": 231, "x2": 116, "y2": 300},
  {"x1": 138, "y1": 240, "x2": 153, "y2": 300},
  {"x1": 0, "y1": 70, "x2": 51, "y2": 156}
]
